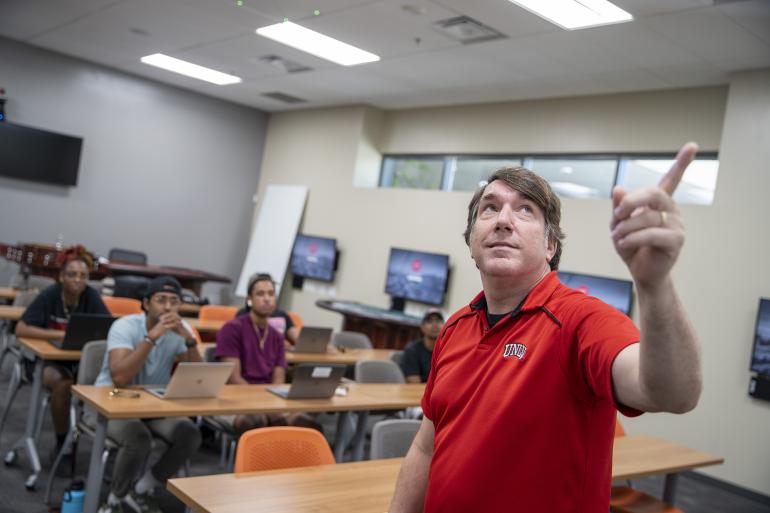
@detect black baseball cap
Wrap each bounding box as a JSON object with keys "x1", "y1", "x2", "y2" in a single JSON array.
[
  {"x1": 422, "y1": 310, "x2": 444, "y2": 323},
  {"x1": 144, "y1": 276, "x2": 182, "y2": 299}
]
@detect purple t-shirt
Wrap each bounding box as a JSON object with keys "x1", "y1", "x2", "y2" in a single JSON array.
[{"x1": 214, "y1": 315, "x2": 287, "y2": 384}]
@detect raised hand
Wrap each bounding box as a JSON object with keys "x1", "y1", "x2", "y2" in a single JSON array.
[{"x1": 610, "y1": 142, "x2": 698, "y2": 289}]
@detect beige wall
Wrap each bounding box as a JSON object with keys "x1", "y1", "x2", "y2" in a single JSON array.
[{"x1": 256, "y1": 77, "x2": 770, "y2": 494}]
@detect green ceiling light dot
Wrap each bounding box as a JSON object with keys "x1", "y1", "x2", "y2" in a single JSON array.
[
  {"x1": 283, "y1": 17, "x2": 289, "y2": 22},
  {"x1": 236, "y1": 0, "x2": 243, "y2": 6},
  {"x1": 314, "y1": 10, "x2": 320, "y2": 16}
]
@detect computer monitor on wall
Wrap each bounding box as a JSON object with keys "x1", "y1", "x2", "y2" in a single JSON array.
[
  {"x1": 556, "y1": 271, "x2": 634, "y2": 316},
  {"x1": 750, "y1": 298, "x2": 770, "y2": 376},
  {"x1": 385, "y1": 247, "x2": 449, "y2": 311},
  {"x1": 290, "y1": 234, "x2": 338, "y2": 283}
]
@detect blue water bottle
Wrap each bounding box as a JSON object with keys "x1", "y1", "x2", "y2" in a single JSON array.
[{"x1": 61, "y1": 479, "x2": 86, "y2": 513}]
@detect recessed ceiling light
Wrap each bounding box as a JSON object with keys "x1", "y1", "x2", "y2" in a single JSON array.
[
  {"x1": 507, "y1": 0, "x2": 633, "y2": 30},
  {"x1": 255, "y1": 21, "x2": 380, "y2": 66},
  {"x1": 140, "y1": 53, "x2": 242, "y2": 85}
]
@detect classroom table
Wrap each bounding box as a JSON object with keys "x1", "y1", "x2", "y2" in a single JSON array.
[
  {"x1": 1, "y1": 337, "x2": 80, "y2": 489},
  {"x1": 167, "y1": 435, "x2": 723, "y2": 513},
  {"x1": 0, "y1": 287, "x2": 18, "y2": 302},
  {"x1": 197, "y1": 342, "x2": 395, "y2": 365},
  {"x1": 72, "y1": 383, "x2": 425, "y2": 513},
  {"x1": 0, "y1": 305, "x2": 25, "y2": 321}
]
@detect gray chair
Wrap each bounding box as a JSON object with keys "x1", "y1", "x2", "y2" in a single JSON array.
[
  {"x1": 332, "y1": 331, "x2": 373, "y2": 350},
  {"x1": 0, "y1": 289, "x2": 39, "y2": 373},
  {"x1": 199, "y1": 344, "x2": 237, "y2": 469},
  {"x1": 355, "y1": 359, "x2": 405, "y2": 384},
  {"x1": 19, "y1": 274, "x2": 55, "y2": 292},
  {"x1": 389, "y1": 350, "x2": 404, "y2": 368},
  {"x1": 370, "y1": 419, "x2": 421, "y2": 459},
  {"x1": 108, "y1": 248, "x2": 147, "y2": 265}
]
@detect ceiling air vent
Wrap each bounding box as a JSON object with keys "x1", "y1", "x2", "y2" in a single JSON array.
[
  {"x1": 261, "y1": 92, "x2": 307, "y2": 104},
  {"x1": 259, "y1": 55, "x2": 312, "y2": 74},
  {"x1": 432, "y1": 16, "x2": 506, "y2": 44}
]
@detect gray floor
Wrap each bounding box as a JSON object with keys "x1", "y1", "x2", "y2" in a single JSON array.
[{"x1": 0, "y1": 358, "x2": 768, "y2": 513}]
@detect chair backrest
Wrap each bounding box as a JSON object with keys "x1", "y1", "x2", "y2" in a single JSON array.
[
  {"x1": 109, "y1": 248, "x2": 147, "y2": 265},
  {"x1": 13, "y1": 289, "x2": 39, "y2": 308},
  {"x1": 113, "y1": 275, "x2": 151, "y2": 300},
  {"x1": 234, "y1": 426, "x2": 335, "y2": 473},
  {"x1": 87, "y1": 279, "x2": 104, "y2": 294},
  {"x1": 78, "y1": 340, "x2": 108, "y2": 386},
  {"x1": 389, "y1": 350, "x2": 404, "y2": 368},
  {"x1": 355, "y1": 359, "x2": 406, "y2": 384},
  {"x1": 332, "y1": 330, "x2": 373, "y2": 349},
  {"x1": 102, "y1": 296, "x2": 142, "y2": 316},
  {"x1": 370, "y1": 419, "x2": 421, "y2": 460},
  {"x1": 23, "y1": 274, "x2": 55, "y2": 292},
  {"x1": 202, "y1": 345, "x2": 217, "y2": 363},
  {"x1": 615, "y1": 418, "x2": 626, "y2": 438},
  {"x1": 287, "y1": 311, "x2": 304, "y2": 330},
  {"x1": 199, "y1": 305, "x2": 238, "y2": 322}
]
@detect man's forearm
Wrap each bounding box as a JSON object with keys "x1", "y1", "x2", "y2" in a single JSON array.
[
  {"x1": 390, "y1": 419, "x2": 434, "y2": 513},
  {"x1": 15, "y1": 322, "x2": 64, "y2": 341},
  {"x1": 110, "y1": 343, "x2": 153, "y2": 386},
  {"x1": 637, "y1": 276, "x2": 701, "y2": 413}
]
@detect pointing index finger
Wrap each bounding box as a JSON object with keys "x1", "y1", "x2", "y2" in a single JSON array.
[{"x1": 659, "y1": 141, "x2": 699, "y2": 196}]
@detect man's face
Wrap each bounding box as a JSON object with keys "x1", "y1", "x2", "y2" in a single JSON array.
[
  {"x1": 469, "y1": 180, "x2": 556, "y2": 280},
  {"x1": 60, "y1": 260, "x2": 88, "y2": 297},
  {"x1": 421, "y1": 316, "x2": 443, "y2": 339},
  {"x1": 143, "y1": 291, "x2": 181, "y2": 320},
  {"x1": 249, "y1": 280, "x2": 276, "y2": 317}
]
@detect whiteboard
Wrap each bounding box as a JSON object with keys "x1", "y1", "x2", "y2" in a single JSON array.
[{"x1": 236, "y1": 184, "x2": 308, "y2": 297}]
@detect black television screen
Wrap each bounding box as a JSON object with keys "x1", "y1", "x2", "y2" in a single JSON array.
[
  {"x1": 0, "y1": 122, "x2": 82, "y2": 186},
  {"x1": 385, "y1": 248, "x2": 449, "y2": 306},
  {"x1": 751, "y1": 298, "x2": 770, "y2": 376},
  {"x1": 290, "y1": 234, "x2": 337, "y2": 282},
  {"x1": 557, "y1": 271, "x2": 634, "y2": 316}
]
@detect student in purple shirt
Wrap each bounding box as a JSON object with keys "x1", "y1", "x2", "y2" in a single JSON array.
[{"x1": 214, "y1": 273, "x2": 320, "y2": 435}]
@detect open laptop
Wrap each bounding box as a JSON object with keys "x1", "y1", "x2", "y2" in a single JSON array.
[
  {"x1": 267, "y1": 363, "x2": 346, "y2": 400},
  {"x1": 50, "y1": 313, "x2": 116, "y2": 350},
  {"x1": 289, "y1": 326, "x2": 334, "y2": 354},
  {"x1": 145, "y1": 362, "x2": 233, "y2": 399}
]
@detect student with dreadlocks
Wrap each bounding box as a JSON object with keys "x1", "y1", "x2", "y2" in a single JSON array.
[{"x1": 15, "y1": 245, "x2": 109, "y2": 458}]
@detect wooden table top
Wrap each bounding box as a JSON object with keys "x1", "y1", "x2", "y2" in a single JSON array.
[
  {"x1": 0, "y1": 304, "x2": 25, "y2": 321},
  {"x1": 168, "y1": 435, "x2": 723, "y2": 513},
  {"x1": 0, "y1": 287, "x2": 18, "y2": 301},
  {"x1": 17, "y1": 337, "x2": 81, "y2": 361},
  {"x1": 186, "y1": 318, "x2": 226, "y2": 333},
  {"x1": 197, "y1": 343, "x2": 394, "y2": 365},
  {"x1": 72, "y1": 383, "x2": 425, "y2": 420}
]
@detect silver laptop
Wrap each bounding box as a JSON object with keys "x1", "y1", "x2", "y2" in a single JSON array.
[
  {"x1": 267, "y1": 363, "x2": 346, "y2": 400},
  {"x1": 289, "y1": 326, "x2": 334, "y2": 354},
  {"x1": 145, "y1": 362, "x2": 233, "y2": 399}
]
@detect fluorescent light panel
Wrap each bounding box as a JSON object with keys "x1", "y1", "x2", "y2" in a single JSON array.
[
  {"x1": 508, "y1": 0, "x2": 633, "y2": 30},
  {"x1": 256, "y1": 21, "x2": 379, "y2": 66},
  {"x1": 140, "y1": 53, "x2": 241, "y2": 85}
]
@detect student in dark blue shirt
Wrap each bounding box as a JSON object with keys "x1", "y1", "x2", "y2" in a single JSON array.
[{"x1": 401, "y1": 311, "x2": 444, "y2": 384}]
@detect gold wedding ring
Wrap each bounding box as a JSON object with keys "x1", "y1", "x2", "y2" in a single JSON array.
[{"x1": 660, "y1": 210, "x2": 668, "y2": 227}]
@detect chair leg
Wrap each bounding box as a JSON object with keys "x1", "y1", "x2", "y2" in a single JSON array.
[
  {"x1": 226, "y1": 439, "x2": 236, "y2": 471},
  {"x1": 34, "y1": 393, "x2": 50, "y2": 442},
  {"x1": 219, "y1": 433, "x2": 228, "y2": 469},
  {"x1": 44, "y1": 428, "x2": 76, "y2": 504},
  {"x1": 0, "y1": 359, "x2": 23, "y2": 442}
]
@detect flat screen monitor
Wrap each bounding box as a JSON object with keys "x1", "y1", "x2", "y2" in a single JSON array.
[
  {"x1": 385, "y1": 247, "x2": 449, "y2": 307},
  {"x1": 751, "y1": 298, "x2": 770, "y2": 376},
  {"x1": 0, "y1": 122, "x2": 83, "y2": 186},
  {"x1": 557, "y1": 271, "x2": 634, "y2": 316},
  {"x1": 290, "y1": 234, "x2": 337, "y2": 282}
]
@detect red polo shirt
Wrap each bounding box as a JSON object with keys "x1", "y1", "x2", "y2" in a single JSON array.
[{"x1": 422, "y1": 272, "x2": 641, "y2": 513}]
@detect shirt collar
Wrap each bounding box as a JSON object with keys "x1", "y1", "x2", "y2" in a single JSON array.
[{"x1": 469, "y1": 271, "x2": 561, "y2": 317}]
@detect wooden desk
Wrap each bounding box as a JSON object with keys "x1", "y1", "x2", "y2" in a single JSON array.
[
  {"x1": 187, "y1": 318, "x2": 226, "y2": 334},
  {"x1": 72, "y1": 383, "x2": 424, "y2": 513},
  {"x1": 197, "y1": 343, "x2": 395, "y2": 365},
  {"x1": 0, "y1": 287, "x2": 18, "y2": 302},
  {"x1": 3, "y1": 338, "x2": 81, "y2": 489},
  {"x1": 179, "y1": 302, "x2": 202, "y2": 316},
  {"x1": 0, "y1": 305, "x2": 24, "y2": 321},
  {"x1": 168, "y1": 436, "x2": 723, "y2": 513}
]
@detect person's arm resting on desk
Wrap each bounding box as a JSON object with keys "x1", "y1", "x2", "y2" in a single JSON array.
[
  {"x1": 390, "y1": 417, "x2": 434, "y2": 513},
  {"x1": 15, "y1": 321, "x2": 65, "y2": 342},
  {"x1": 610, "y1": 143, "x2": 702, "y2": 414}
]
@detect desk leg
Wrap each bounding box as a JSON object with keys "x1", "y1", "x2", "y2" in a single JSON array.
[
  {"x1": 662, "y1": 473, "x2": 679, "y2": 504},
  {"x1": 350, "y1": 411, "x2": 369, "y2": 461},
  {"x1": 4, "y1": 358, "x2": 43, "y2": 489},
  {"x1": 333, "y1": 412, "x2": 351, "y2": 462},
  {"x1": 83, "y1": 414, "x2": 108, "y2": 513}
]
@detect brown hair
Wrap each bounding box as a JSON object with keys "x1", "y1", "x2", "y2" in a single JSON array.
[
  {"x1": 56, "y1": 245, "x2": 94, "y2": 271},
  {"x1": 463, "y1": 166, "x2": 565, "y2": 270}
]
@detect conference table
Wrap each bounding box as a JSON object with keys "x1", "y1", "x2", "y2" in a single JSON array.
[
  {"x1": 1, "y1": 337, "x2": 81, "y2": 489},
  {"x1": 167, "y1": 435, "x2": 724, "y2": 513},
  {"x1": 73, "y1": 382, "x2": 425, "y2": 513}
]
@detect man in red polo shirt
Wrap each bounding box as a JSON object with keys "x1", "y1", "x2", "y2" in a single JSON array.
[{"x1": 390, "y1": 143, "x2": 703, "y2": 513}]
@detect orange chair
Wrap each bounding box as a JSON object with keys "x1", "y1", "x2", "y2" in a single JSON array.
[
  {"x1": 198, "y1": 305, "x2": 238, "y2": 322},
  {"x1": 611, "y1": 420, "x2": 684, "y2": 513},
  {"x1": 102, "y1": 296, "x2": 142, "y2": 316},
  {"x1": 287, "y1": 311, "x2": 304, "y2": 330},
  {"x1": 234, "y1": 427, "x2": 335, "y2": 473}
]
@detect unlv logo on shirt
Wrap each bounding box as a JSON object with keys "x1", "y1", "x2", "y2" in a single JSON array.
[{"x1": 503, "y1": 342, "x2": 527, "y2": 360}]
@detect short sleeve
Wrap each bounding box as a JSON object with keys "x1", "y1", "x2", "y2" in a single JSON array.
[
  {"x1": 106, "y1": 317, "x2": 140, "y2": 352},
  {"x1": 401, "y1": 342, "x2": 422, "y2": 379},
  {"x1": 215, "y1": 319, "x2": 243, "y2": 360},
  {"x1": 19, "y1": 292, "x2": 49, "y2": 328}
]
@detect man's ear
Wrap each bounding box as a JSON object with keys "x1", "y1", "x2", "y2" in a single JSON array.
[{"x1": 545, "y1": 235, "x2": 557, "y2": 263}]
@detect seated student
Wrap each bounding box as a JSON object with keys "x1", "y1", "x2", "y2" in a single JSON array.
[
  {"x1": 215, "y1": 273, "x2": 320, "y2": 435},
  {"x1": 92, "y1": 276, "x2": 202, "y2": 513},
  {"x1": 235, "y1": 273, "x2": 299, "y2": 347},
  {"x1": 400, "y1": 310, "x2": 444, "y2": 384},
  {"x1": 15, "y1": 245, "x2": 109, "y2": 457}
]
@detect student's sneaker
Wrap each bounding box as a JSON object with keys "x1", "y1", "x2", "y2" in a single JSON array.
[
  {"x1": 97, "y1": 501, "x2": 125, "y2": 513},
  {"x1": 124, "y1": 490, "x2": 162, "y2": 513}
]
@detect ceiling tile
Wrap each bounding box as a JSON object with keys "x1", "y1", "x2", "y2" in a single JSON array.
[{"x1": 0, "y1": 0, "x2": 116, "y2": 40}]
